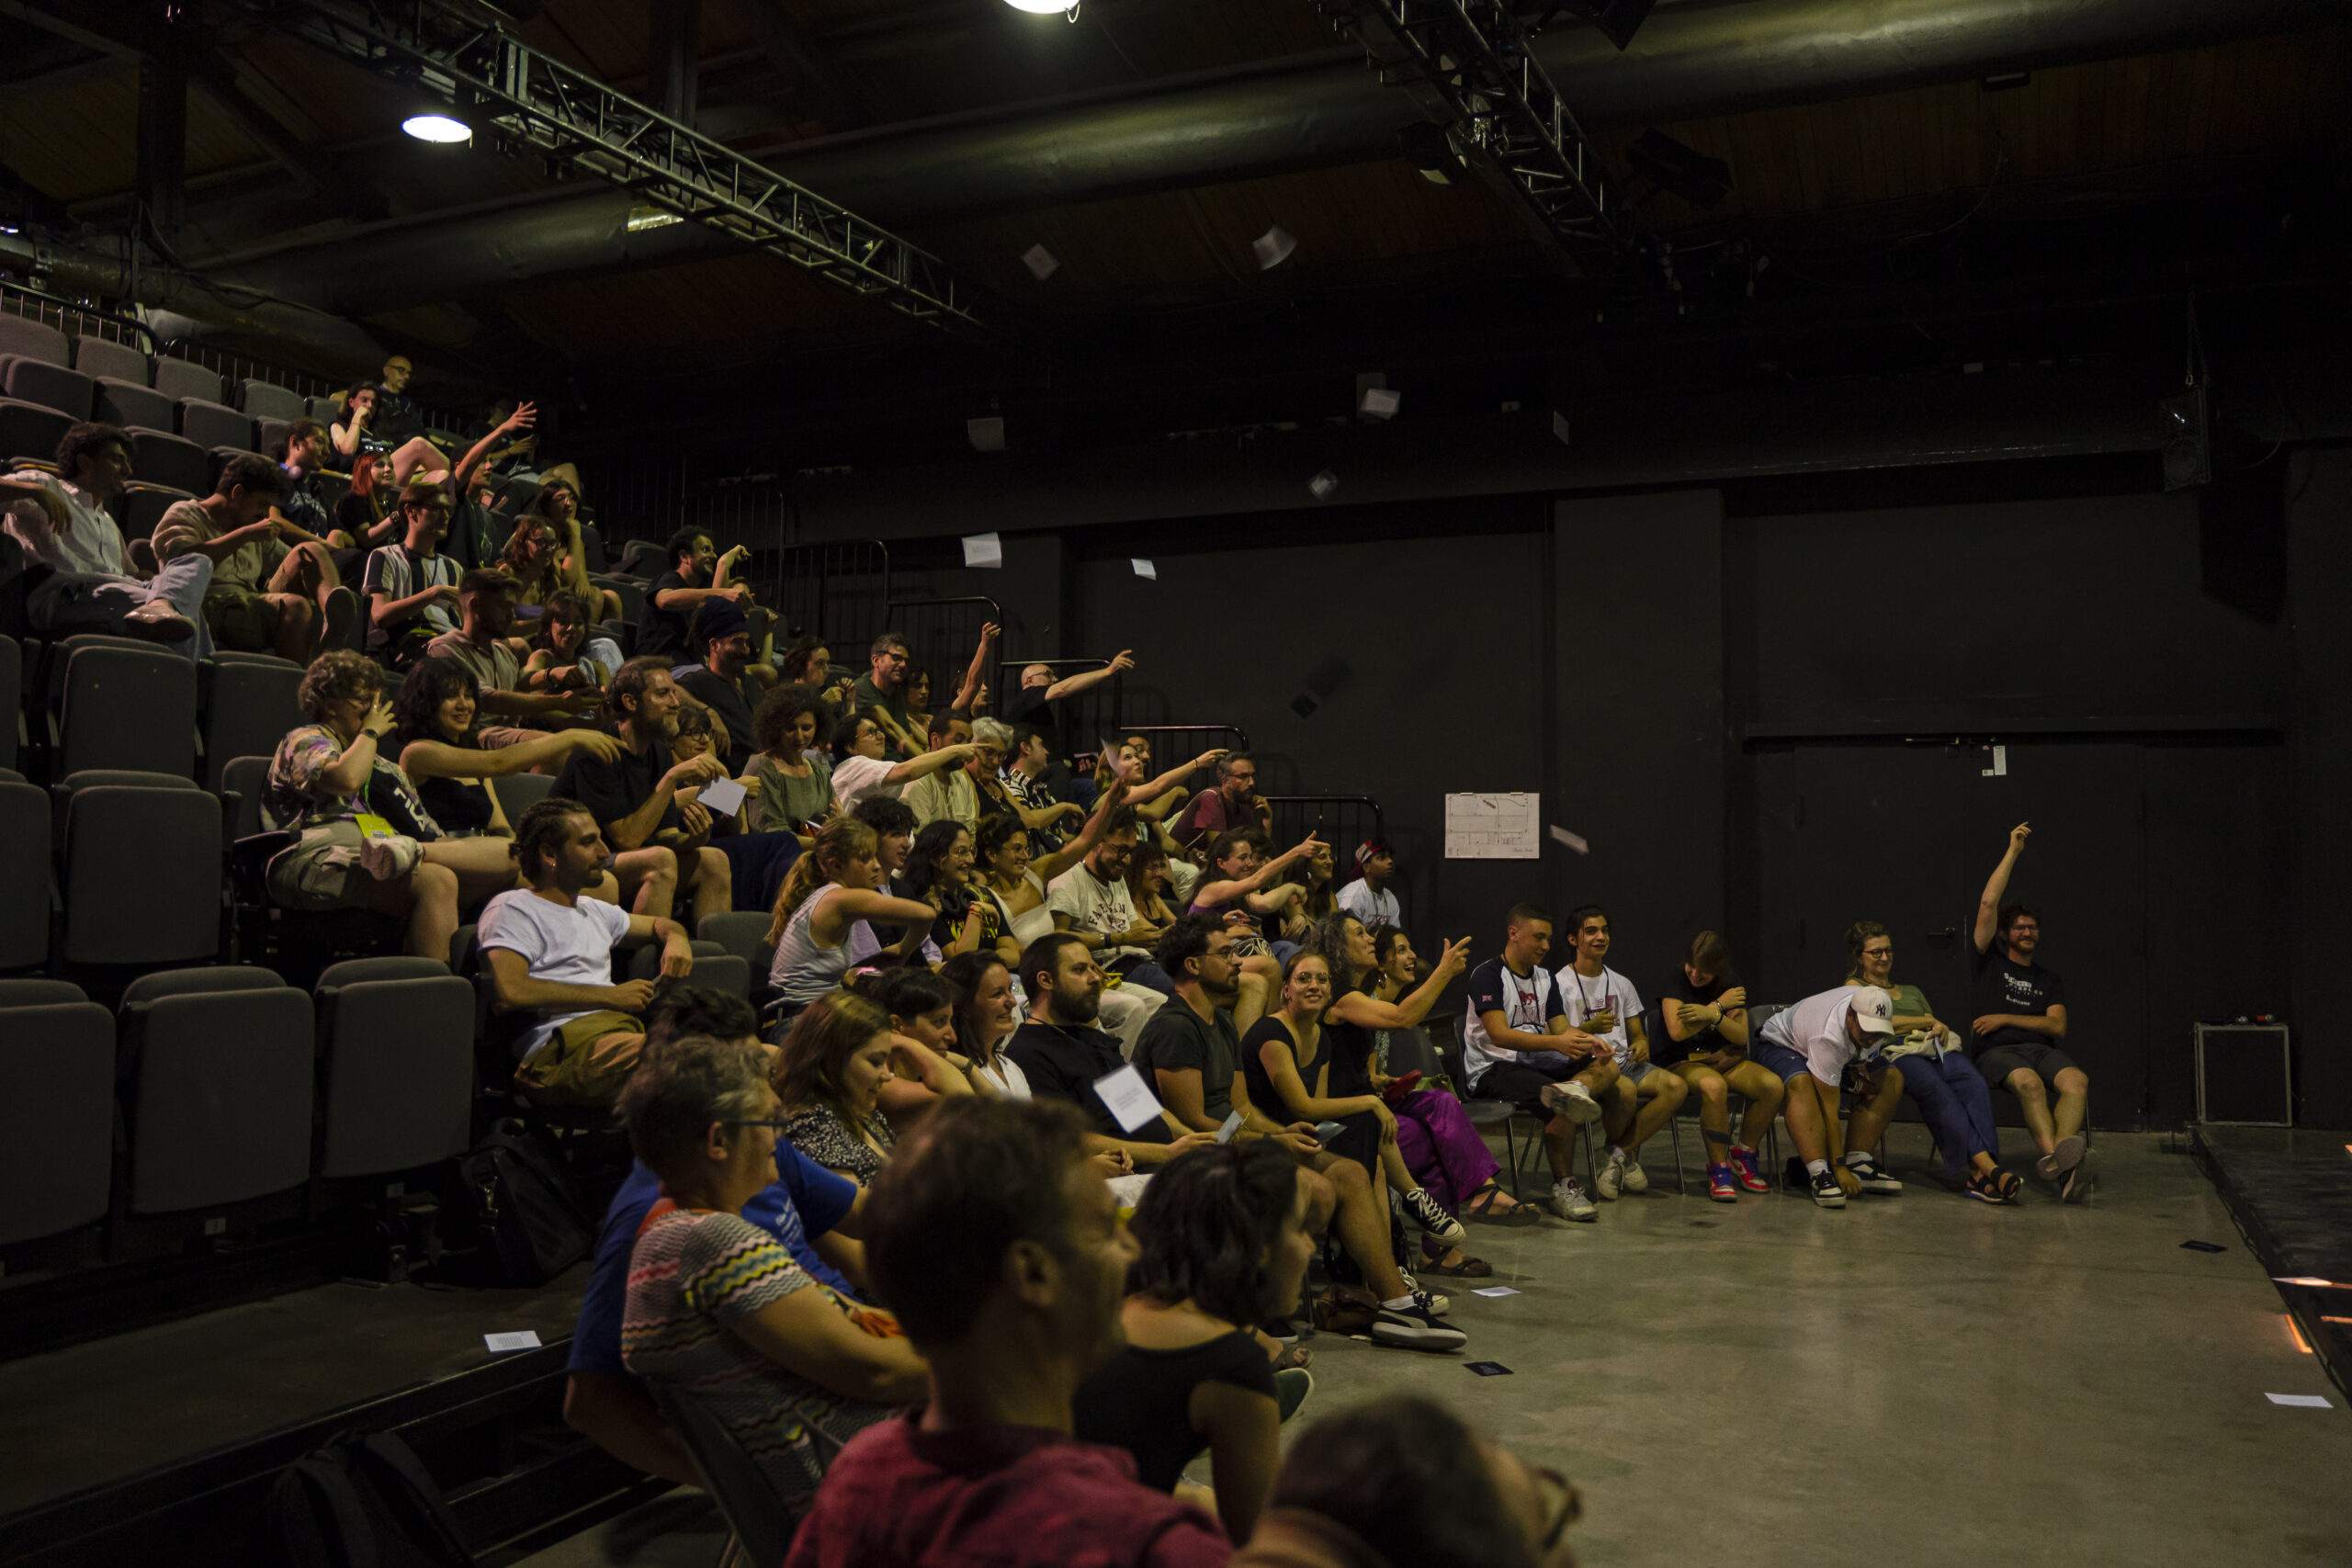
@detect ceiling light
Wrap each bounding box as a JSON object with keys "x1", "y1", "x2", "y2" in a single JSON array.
[
  {"x1": 401, "y1": 113, "x2": 472, "y2": 144},
  {"x1": 627, "y1": 206, "x2": 684, "y2": 231},
  {"x1": 1003, "y1": 0, "x2": 1079, "y2": 14}
]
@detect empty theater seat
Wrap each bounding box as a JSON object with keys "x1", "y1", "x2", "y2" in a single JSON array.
[
  {"x1": 152, "y1": 358, "x2": 225, "y2": 407},
  {"x1": 0, "y1": 400, "x2": 71, "y2": 468},
  {"x1": 179, "y1": 400, "x2": 256, "y2": 453},
  {"x1": 122, "y1": 429, "x2": 211, "y2": 496},
  {"x1": 59, "y1": 773, "x2": 223, "y2": 967},
  {"x1": 237, "y1": 380, "x2": 308, "y2": 423},
  {"x1": 55, "y1": 639, "x2": 198, "y2": 778},
  {"x1": 313, "y1": 957, "x2": 474, "y2": 1179},
  {"x1": 0, "y1": 987, "x2": 115, "y2": 1245},
  {"x1": 119, "y1": 481, "x2": 194, "y2": 543},
  {"x1": 94, "y1": 380, "x2": 172, "y2": 432},
  {"x1": 198, "y1": 654, "x2": 302, "y2": 790},
  {"x1": 1, "y1": 356, "x2": 93, "y2": 419},
  {"x1": 117, "y1": 965, "x2": 312, "y2": 1215},
  {"x1": 71, "y1": 335, "x2": 148, "y2": 386},
  {"x1": 0, "y1": 772, "x2": 48, "y2": 970}
]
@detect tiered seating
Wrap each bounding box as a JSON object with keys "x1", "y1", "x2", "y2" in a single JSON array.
[{"x1": 0, "y1": 316, "x2": 80, "y2": 461}]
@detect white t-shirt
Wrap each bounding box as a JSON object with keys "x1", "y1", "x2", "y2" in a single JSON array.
[
  {"x1": 3, "y1": 471, "x2": 130, "y2": 578},
  {"x1": 1046, "y1": 861, "x2": 1145, "y2": 964},
  {"x1": 1760, "y1": 987, "x2": 1866, "y2": 1087},
  {"x1": 1556, "y1": 963, "x2": 1644, "y2": 1067},
  {"x1": 1459, "y1": 958, "x2": 1564, "y2": 1090},
  {"x1": 1335, "y1": 879, "x2": 1399, "y2": 931},
  {"x1": 831, "y1": 753, "x2": 902, "y2": 814},
  {"x1": 970, "y1": 1055, "x2": 1033, "y2": 1100},
  {"x1": 478, "y1": 889, "x2": 634, "y2": 1059}
]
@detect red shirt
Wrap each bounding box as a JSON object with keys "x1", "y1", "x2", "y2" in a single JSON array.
[
  {"x1": 783, "y1": 1411, "x2": 1231, "y2": 1568},
  {"x1": 1174, "y1": 789, "x2": 1236, "y2": 850}
]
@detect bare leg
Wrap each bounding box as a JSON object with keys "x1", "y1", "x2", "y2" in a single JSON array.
[
  {"x1": 1725, "y1": 1060, "x2": 1787, "y2": 1148},
  {"x1": 613, "y1": 846, "x2": 678, "y2": 918},
  {"x1": 421, "y1": 836, "x2": 525, "y2": 905},
  {"x1": 263, "y1": 592, "x2": 313, "y2": 661},
  {"x1": 1315, "y1": 1154, "x2": 1411, "y2": 1303},
  {"x1": 377, "y1": 861, "x2": 460, "y2": 964},
  {"x1": 1600, "y1": 1073, "x2": 1637, "y2": 1145},
  {"x1": 1781, "y1": 1075, "x2": 1830, "y2": 1165},
  {"x1": 2052, "y1": 1066, "x2": 2090, "y2": 1142},
  {"x1": 1620, "y1": 1068, "x2": 1688, "y2": 1153},
  {"x1": 1846, "y1": 1066, "x2": 1905, "y2": 1157},
  {"x1": 690, "y1": 845, "x2": 733, "y2": 925},
  {"x1": 1674, "y1": 1062, "x2": 1732, "y2": 1162},
  {"x1": 2007, "y1": 1068, "x2": 2058, "y2": 1157},
  {"x1": 1231, "y1": 968, "x2": 1269, "y2": 1034}
]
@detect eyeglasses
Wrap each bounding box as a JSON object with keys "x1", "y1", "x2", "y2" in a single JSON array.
[
  {"x1": 1862, "y1": 947, "x2": 1894, "y2": 958},
  {"x1": 2008, "y1": 924, "x2": 2041, "y2": 934},
  {"x1": 1532, "y1": 1466, "x2": 1580, "y2": 1552}
]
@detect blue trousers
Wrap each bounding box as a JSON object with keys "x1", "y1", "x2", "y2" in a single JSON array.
[{"x1": 1898, "y1": 1050, "x2": 2000, "y2": 1175}]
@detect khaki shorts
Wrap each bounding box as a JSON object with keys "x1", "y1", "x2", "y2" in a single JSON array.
[
  {"x1": 203, "y1": 585, "x2": 278, "y2": 650},
  {"x1": 514, "y1": 1010, "x2": 643, "y2": 1108},
  {"x1": 265, "y1": 820, "x2": 380, "y2": 911},
  {"x1": 477, "y1": 727, "x2": 550, "y2": 750}
]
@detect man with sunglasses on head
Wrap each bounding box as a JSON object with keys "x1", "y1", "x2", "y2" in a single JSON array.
[{"x1": 1969, "y1": 822, "x2": 2090, "y2": 1201}]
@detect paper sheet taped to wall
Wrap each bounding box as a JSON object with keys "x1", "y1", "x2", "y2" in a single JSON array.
[{"x1": 1445, "y1": 793, "x2": 1541, "y2": 859}]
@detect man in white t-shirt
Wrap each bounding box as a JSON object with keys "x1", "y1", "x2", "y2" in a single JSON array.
[
  {"x1": 1045, "y1": 813, "x2": 1171, "y2": 1052},
  {"x1": 1460, "y1": 903, "x2": 1616, "y2": 1221},
  {"x1": 1556, "y1": 906, "x2": 1688, "y2": 1200},
  {"x1": 1334, "y1": 839, "x2": 1401, "y2": 931},
  {"x1": 480, "y1": 798, "x2": 695, "y2": 1109},
  {"x1": 1753, "y1": 983, "x2": 1905, "y2": 1210},
  {"x1": 0, "y1": 422, "x2": 210, "y2": 652}
]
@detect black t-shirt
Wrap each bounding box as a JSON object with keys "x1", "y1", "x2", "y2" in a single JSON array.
[
  {"x1": 1238, "y1": 1015, "x2": 1324, "y2": 1124},
  {"x1": 929, "y1": 879, "x2": 1010, "y2": 958},
  {"x1": 1134, "y1": 1000, "x2": 1242, "y2": 1124},
  {"x1": 1320, "y1": 985, "x2": 1378, "y2": 1098},
  {"x1": 1653, "y1": 966, "x2": 1744, "y2": 1066},
  {"x1": 637, "y1": 570, "x2": 693, "y2": 659},
  {"x1": 417, "y1": 773, "x2": 494, "y2": 836},
  {"x1": 551, "y1": 735, "x2": 683, "y2": 839},
  {"x1": 1072, "y1": 1330, "x2": 1274, "y2": 1495},
  {"x1": 1004, "y1": 1020, "x2": 1171, "y2": 1145},
  {"x1": 1003, "y1": 686, "x2": 1063, "y2": 760},
  {"x1": 677, "y1": 664, "x2": 760, "y2": 773},
  {"x1": 1969, "y1": 944, "x2": 2066, "y2": 1052}
]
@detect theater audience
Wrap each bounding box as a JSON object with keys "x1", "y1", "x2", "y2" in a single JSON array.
[
  {"x1": 1189, "y1": 830, "x2": 1318, "y2": 971},
  {"x1": 941, "y1": 950, "x2": 1029, "y2": 1099},
  {"x1": 764, "y1": 821, "x2": 934, "y2": 1019},
  {"x1": 904, "y1": 710, "x2": 983, "y2": 833},
  {"x1": 1458, "y1": 905, "x2": 1614, "y2": 1222},
  {"x1": 1555, "y1": 907, "x2": 1688, "y2": 1201},
  {"x1": 744, "y1": 683, "x2": 837, "y2": 840},
  {"x1": 332, "y1": 378, "x2": 450, "y2": 486},
  {"x1": 1002, "y1": 649, "x2": 1135, "y2": 782},
  {"x1": 359, "y1": 480, "x2": 462, "y2": 666},
  {"x1": 828, "y1": 708, "x2": 982, "y2": 817},
  {"x1": 478, "y1": 798, "x2": 694, "y2": 1106},
  {"x1": 565, "y1": 987, "x2": 878, "y2": 1487},
  {"x1": 522, "y1": 588, "x2": 618, "y2": 696},
  {"x1": 1750, "y1": 984, "x2": 1904, "y2": 1210},
  {"x1": 274, "y1": 419, "x2": 345, "y2": 546},
  {"x1": 673, "y1": 598, "x2": 763, "y2": 773},
  {"x1": 549, "y1": 658, "x2": 732, "y2": 923},
  {"x1": 1073, "y1": 1142, "x2": 1315, "y2": 1543},
  {"x1": 778, "y1": 989, "x2": 970, "y2": 1186},
  {"x1": 1231, "y1": 1395, "x2": 1577, "y2": 1568},
  {"x1": 1970, "y1": 823, "x2": 2090, "y2": 1201},
  {"x1": 851, "y1": 631, "x2": 922, "y2": 761},
  {"x1": 1849, "y1": 921, "x2": 2018, "y2": 1202},
  {"x1": 1172, "y1": 754, "x2": 1271, "y2": 851},
  {"x1": 390, "y1": 657, "x2": 626, "y2": 843},
  {"x1": 903, "y1": 820, "x2": 1017, "y2": 966},
  {"x1": 154, "y1": 455, "x2": 356, "y2": 660},
  {"x1": 1049, "y1": 812, "x2": 1198, "y2": 1021},
  {"x1": 525, "y1": 479, "x2": 619, "y2": 624},
  {"x1": 2, "y1": 422, "x2": 209, "y2": 650},
  {"x1": 424, "y1": 570, "x2": 597, "y2": 730},
  {"x1": 1655, "y1": 931, "x2": 1781, "y2": 1201},
  {"x1": 1129, "y1": 841, "x2": 1183, "y2": 931},
  {"x1": 618, "y1": 1032, "x2": 927, "y2": 1525},
  {"x1": 1267, "y1": 841, "x2": 1338, "y2": 948},
  {"x1": 781, "y1": 1097, "x2": 1230, "y2": 1568},
  {"x1": 1001, "y1": 722, "x2": 1081, "y2": 850},
  {"x1": 641, "y1": 527, "x2": 749, "y2": 662},
  {"x1": 1334, "y1": 840, "x2": 1399, "y2": 931}
]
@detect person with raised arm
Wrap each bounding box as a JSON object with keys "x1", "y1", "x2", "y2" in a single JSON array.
[
  {"x1": 764, "y1": 820, "x2": 939, "y2": 1021},
  {"x1": 1969, "y1": 822, "x2": 2090, "y2": 1201}
]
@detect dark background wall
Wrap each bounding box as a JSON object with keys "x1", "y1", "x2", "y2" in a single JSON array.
[{"x1": 801, "y1": 450, "x2": 2349, "y2": 1130}]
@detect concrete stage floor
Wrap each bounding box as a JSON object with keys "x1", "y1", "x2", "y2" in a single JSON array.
[{"x1": 526, "y1": 1126, "x2": 2352, "y2": 1568}]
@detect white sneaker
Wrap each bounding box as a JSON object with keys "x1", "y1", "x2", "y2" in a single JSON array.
[
  {"x1": 1620, "y1": 1156, "x2": 1649, "y2": 1193},
  {"x1": 358, "y1": 833, "x2": 422, "y2": 881},
  {"x1": 1594, "y1": 1149, "x2": 1623, "y2": 1201},
  {"x1": 1549, "y1": 1179, "x2": 1597, "y2": 1223},
  {"x1": 1540, "y1": 1079, "x2": 1604, "y2": 1123}
]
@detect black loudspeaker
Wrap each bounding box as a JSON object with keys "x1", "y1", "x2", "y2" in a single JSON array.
[
  {"x1": 2161, "y1": 384, "x2": 2211, "y2": 491},
  {"x1": 2194, "y1": 1023, "x2": 2292, "y2": 1125}
]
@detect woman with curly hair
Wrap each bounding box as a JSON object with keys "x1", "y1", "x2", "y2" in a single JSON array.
[
  {"x1": 742, "y1": 682, "x2": 838, "y2": 842},
  {"x1": 391, "y1": 655, "x2": 627, "y2": 840}
]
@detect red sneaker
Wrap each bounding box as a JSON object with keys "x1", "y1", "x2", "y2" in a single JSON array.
[
  {"x1": 1706, "y1": 1163, "x2": 1738, "y2": 1203},
  {"x1": 1729, "y1": 1146, "x2": 1770, "y2": 1194}
]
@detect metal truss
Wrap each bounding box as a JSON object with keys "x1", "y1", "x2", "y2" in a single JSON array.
[
  {"x1": 1319, "y1": 0, "x2": 1639, "y2": 271},
  {"x1": 251, "y1": 0, "x2": 992, "y2": 335}
]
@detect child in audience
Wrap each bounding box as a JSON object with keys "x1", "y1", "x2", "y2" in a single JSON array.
[
  {"x1": 779, "y1": 989, "x2": 970, "y2": 1186},
  {"x1": 764, "y1": 822, "x2": 935, "y2": 1021},
  {"x1": 902, "y1": 820, "x2": 1017, "y2": 966},
  {"x1": 1073, "y1": 1143, "x2": 1317, "y2": 1544},
  {"x1": 617, "y1": 1034, "x2": 928, "y2": 1527}
]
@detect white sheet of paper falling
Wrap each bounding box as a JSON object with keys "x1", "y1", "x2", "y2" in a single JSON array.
[
  {"x1": 697, "y1": 776, "x2": 747, "y2": 818},
  {"x1": 962, "y1": 532, "x2": 1004, "y2": 569},
  {"x1": 1253, "y1": 226, "x2": 1297, "y2": 269},
  {"x1": 1022, "y1": 243, "x2": 1059, "y2": 280},
  {"x1": 1093, "y1": 1064, "x2": 1165, "y2": 1134},
  {"x1": 1549, "y1": 825, "x2": 1590, "y2": 855},
  {"x1": 1308, "y1": 469, "x2": 1338, "y2": 500},
  {"x1": 1132, "y1": 558, "x2": 1158, "y2": 580},
  {"x1": 1361, "y1": 386, "x2": 1401, "y2": 419}
]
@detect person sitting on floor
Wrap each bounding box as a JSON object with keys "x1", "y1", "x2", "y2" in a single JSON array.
[
  {"x1": 778, "y1": 988, "x2": 972, "y2": 1187},
  {"x1": 564, "y1": 987, "x2": 881, "y2": 1492},
  {"x1": 478, "y1": 798, "x2": 695, "y2": 1108},
  {"x1": 1849, "y1": 920, "x2": 2020, "y2": 1203},
  {"x1": 262, "y1": 649, "x2": 530, "y2": 961},
  {"x1": 1750, "y1": 983, "x2": 1904, "y2": 1210},
  {"x1": 781, "y1": 1096, "x2": 1233, "y2": 1568},
  {"x1": 1654, "y1": 929, "x2": 1783, "y2": 1201},
  {"x1": 1555, "y1": 906, "x2": 1689, "y2": 1202},
  {"x1": 1074, "y1": 1142, "x2": 1317, "y2": 1544},
  {"x1": 619, "y1": 1032, "x2": 929, "y2": 1528},
  {"x1": 1, "y1": 421, "x2": 209, "y2": 650},
  {"x1": 1229, "y1": 1394, "x2": 1578, "y2": 1568},
  {"x1": 763, "y1": 820, "x2": 935, "y2": 1022},
  {"x1": 1456, "y1": 904, "x2": 1614, "y2": 1223}
]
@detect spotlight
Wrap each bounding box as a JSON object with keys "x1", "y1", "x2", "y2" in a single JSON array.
[
  {"x1": 401, "y1": 112, "x2": 472, "y2": 144},
  {"x1": 1398, "y1": 121, "x2": 1464, "y2": 186},
  {"x1": 1002, "y1": 0, "x2": 1079, "y2": 15},
  {"x1": 1624, "y1": 128, "x2": 1730, "y2": 209}
]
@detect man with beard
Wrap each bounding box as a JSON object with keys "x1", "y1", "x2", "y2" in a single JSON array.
[
  {"x1": 782, "y1": 1096, "x2": 1232, "y2": 1568},
  {"x1": 1970, "y1": 822, "x2": 2090, "y2": 1200},
  {"x1": 424, "y1": 570, "x2": 600, "y2": 735},
  {"x1": 673, "y1": 597, "x2": 763, "y2": 773},
  {"x1": 551, "y1": 657, "x2": 731, "y2": 923},
  {"x1": 1006, "y1": 933, "x2": 1219, "y2": 1168}
]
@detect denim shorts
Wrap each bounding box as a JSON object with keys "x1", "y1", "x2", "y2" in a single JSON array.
[{"x1": 1751, "y1": 1039, "x2": 1812, "y2": 1084}]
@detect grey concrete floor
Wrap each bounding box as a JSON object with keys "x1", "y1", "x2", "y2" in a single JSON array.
[{"x1": 527, "y1": 1128, "x2": 2352, "y2": 1568}]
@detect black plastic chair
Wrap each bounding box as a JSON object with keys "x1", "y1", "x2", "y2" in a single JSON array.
[
  {"x1": 0, "y1": 987, "x2": 113, "y2": 1246},
  {"x1": 645, "y1": 1382, "x2": 796, "y2": 1568}
]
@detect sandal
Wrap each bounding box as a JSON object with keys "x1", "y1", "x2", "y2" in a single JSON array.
[
  {"x1": 1272, "y1": 1344, "x2": 1313, "y2": 1372},
  {"x1": 1418, "y1": 1245, "x2": 1493, "y2": 1278},
  {"x1": 1965, "y1": 1167, "x2": 2021, "y2": 1204},
  {"x1": 1465, "y1": 1186, "x2": 1543, "y2": 1227}
]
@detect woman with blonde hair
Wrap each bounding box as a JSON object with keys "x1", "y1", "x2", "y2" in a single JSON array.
[{"x1": 764, "y1": 820, "x2": 934, "y2": 1024}]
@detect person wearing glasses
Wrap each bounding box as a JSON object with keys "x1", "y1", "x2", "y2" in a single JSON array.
[
  {"x1": 1847, "y1": 921, "x2": 2019, "y2": 1203},
  {"x1": 1970, "y1": 822, "x2": 2090, "y2": 1201}
]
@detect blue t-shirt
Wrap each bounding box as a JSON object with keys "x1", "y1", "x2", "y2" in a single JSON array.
[{"x1": 568, "y1": 1145, "x2": 859, "y2": 1378}]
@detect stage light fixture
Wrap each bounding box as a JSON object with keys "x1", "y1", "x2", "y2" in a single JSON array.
[
  {"x1": 402, "y1": 112, "x2": 472, "y2": 144},
  {"x1": 1003, "y1": 0, "x2": 1080, "y2": 17},
  {"x1": 1398, "y1": 121, "x2": 1464, "y2": 186}
]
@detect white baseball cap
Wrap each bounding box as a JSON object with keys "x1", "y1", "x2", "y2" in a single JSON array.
[{"x1": 1848, "y1": 986, "x2": 1896, "y2": 1035}]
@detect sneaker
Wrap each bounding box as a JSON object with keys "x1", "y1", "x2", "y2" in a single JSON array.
[
  {"x1": 1370, "y1": 1301, "x2": 1467, "y2": 1352},
  {"x1": 1594, "y1": 1151, "x2": 1623, "y2": 1201},
  {"x1": 1620, "y1": 1156, "x2": 1649, "y2": 1193},
  {"x1": 1403, "y1": 1188, "x2": 1467, "y2": 1246},
  {"x1": 1260, "y1": 1317, "x2": 1301, "y2": 1347},
  {"x1": 2052, "y1": 1134, "x2": 2086, "y2": 1175},
  {"x1": 2060, "y1": 1163, "x2": 2087, "y2": 1204},
  {"x1": 314, "y1": 586, "x2": 357, "y2": 657},
  {"x1": 1273, "y1": 1367, "x2": 1314, "y2": 1423},
  {"x1": 1729, "y1": 1146, "x2": 1770, "y2": 1193},
  {"x1": 357, "y1": 833, "x2": 422, "y2": 881},
  {"x1": 1843, "y1": 1155, "x2": 1904, "y2": 1195},
  {"x1": 1706, "y1": 1163, "x2": 1738, "y2": 1203},
  {"x1": 1409, "y1": 1285, "x2": 1452, "y2": 1318},
  {"x1": 1549, "y1": 1179, "x2": 1597, "y2": 1223},
  {"x1": 1539, "y1": 1078, "x2": 1604, "y2": 1123},
  {"x1": 1809, "y1": 1168, "x2": 1848, "y2": 1209},
  {"x1": 120, "y1": 599, "x2": 196, "y2": 644}
]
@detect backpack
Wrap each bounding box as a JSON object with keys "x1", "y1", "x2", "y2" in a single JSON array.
[
  {"x1": 269, "y1": 1429, "x2": 475, "y2": 1568},
  {"x1": 455, "y1": 1122, "x2": 593, "y2": 1286}
]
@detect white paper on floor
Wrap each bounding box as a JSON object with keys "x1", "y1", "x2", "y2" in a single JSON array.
[
  {"x1": 484, "y1": 1331, "x2": 542, "y2": 1353},
  {"x1": 2267, "y1": 1393, "x2": 2332, "y2": 1407},
  {"x1": 1471, "y1": 1286, "x2": 1521, "y2": 1298}
]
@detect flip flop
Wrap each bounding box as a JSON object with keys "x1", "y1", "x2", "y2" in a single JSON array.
[
  {"x1": 1465, "y1": 1186, "x2": 1543, "y2": 1227},
  {"x1": 1419, "y1": 1247, "x2": 1493, "y2": 1278}
]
